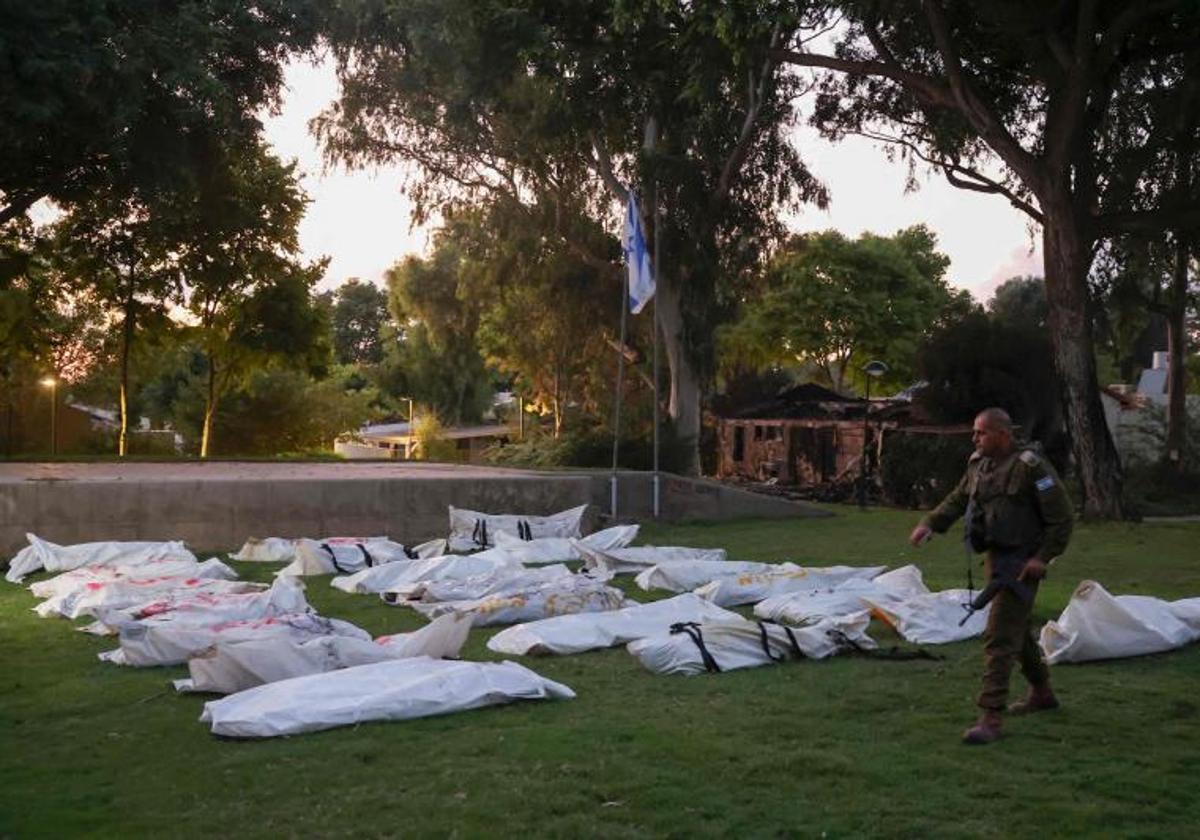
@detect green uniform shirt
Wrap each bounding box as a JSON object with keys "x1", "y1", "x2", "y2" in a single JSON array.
[{"x1": 921, "y1": 447, "x2": 1074, "y2": 559}]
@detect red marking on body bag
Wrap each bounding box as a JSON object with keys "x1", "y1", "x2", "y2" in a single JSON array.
[{"x1": 136, "y1": 601, "x2": 171, "y2": 617}]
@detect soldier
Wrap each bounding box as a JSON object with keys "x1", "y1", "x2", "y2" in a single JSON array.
[{"x1": 909, "y1": 407, "x2": 1073, "y2": 745}]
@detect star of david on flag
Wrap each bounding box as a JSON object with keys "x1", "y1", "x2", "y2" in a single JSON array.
[{"x1": 622, "y1": 192, "x2": 655, "y2": 314}]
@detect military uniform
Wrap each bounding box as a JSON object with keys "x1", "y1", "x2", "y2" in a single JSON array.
[{"x1": 922, "y1": 447, "x2": 1073, "y2": 710}]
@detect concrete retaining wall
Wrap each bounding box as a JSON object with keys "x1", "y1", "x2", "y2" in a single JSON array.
[{"x1": 0, "y1": 463, "x2": 829, "y2": 557}]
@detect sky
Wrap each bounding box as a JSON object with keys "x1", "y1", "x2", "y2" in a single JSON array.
[{"x1": 261, "y1": 59, "x2": 1043, "y2": 302}]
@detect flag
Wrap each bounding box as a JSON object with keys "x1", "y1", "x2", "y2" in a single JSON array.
[{"x1": 622, "y1": 192, "x2": 655, "y2": 314}]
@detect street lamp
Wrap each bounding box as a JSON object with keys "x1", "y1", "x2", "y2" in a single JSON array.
[
  {"x1": 39, "y1": 376, "x2": 57, "y2": 457},
  {"x1": 858, "y1": 360, "x2": 888, "y2": 509}
]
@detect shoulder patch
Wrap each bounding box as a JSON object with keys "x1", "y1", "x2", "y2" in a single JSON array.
[
  {"x1": 1036, "y1": 475, "x2": 1055, "y2": 492},
  {"x1": 1019, "y1": 450, "x2": 1040, "y2": 466}
]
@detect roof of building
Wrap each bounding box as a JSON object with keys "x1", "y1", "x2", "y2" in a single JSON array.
[{"x1": 361, "y1": 422, "x2": 510, "y2": 443}]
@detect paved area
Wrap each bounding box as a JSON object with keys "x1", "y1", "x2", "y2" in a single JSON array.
[{"x1": 0, "y1": 461, "x2": 555, "y2": 483}]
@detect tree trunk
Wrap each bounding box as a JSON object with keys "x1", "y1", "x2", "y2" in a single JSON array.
[
  {"x1": 118, "y1": 291, "x2": 134, "y2": 458},
  {"x1": 552, "y1": 368, "x2": 562, "y2": 439},
  {"x1": 1041, "y1": 204, "x2": 1125, "y2": 518},
  {"x1": 200, "y1": 355, "x2": 218, "y2": 459},
  {"x1": 1165, "y1": 234, "x2": 1189, "y2": 470},
  {"x1": 657, "y1": 271, "x2": 701, "y2": 475}
]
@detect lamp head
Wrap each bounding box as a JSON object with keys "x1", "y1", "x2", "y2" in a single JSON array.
[
  {"x1": 39, "y1": 376, "x2": 57, "y2": 388},
  {"x1": 862, "y1": 360, "x2": 888, "y2": 379}
]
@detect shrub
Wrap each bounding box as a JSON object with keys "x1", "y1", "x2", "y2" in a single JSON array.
[
  {"x1": 879, "y1": 430, "x2": 974, "y2": 509},
  {"x1": 486, "y1": 425, "x2": 693, "y2": 473},
  {"x1": 412, "y1": 412, "x2": 459, "y2": 462}
]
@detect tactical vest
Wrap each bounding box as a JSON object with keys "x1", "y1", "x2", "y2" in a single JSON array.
[{"x1": 967, "y1": 450, "x2": 1044, "y2": 553}]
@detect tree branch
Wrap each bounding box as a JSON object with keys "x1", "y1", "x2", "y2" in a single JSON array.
[
  {"x1": 712, "y1": 23, "x2": 783, "y2": 208},
  {"x1": 1094, "y1": 204, "x2": 1200, "y2": 237},
  {"x1": 587, "y1": 132, "x2": 629, "y2": 201},
  {"x1": 856, "y1": 129, "x2": 1045, "y2": 223}
]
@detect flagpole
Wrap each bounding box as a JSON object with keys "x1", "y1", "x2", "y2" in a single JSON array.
[
  {"x1": 651, "y1": 183, "x2": 661, "y2": 520},
  {"x1": 610, "y1": 208, "x2": 630, "y2": 521}
]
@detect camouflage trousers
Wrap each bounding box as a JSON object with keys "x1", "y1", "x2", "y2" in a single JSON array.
[{"x1": 977, "y1": 556, "x2": 1050, "y2": 711}]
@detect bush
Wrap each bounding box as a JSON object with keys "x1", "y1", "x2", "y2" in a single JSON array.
[
  {"x1": 879, "y1": 430, "x2": 974, "y2": 509},
  {"x1": 412, "y1": 413, "x2": 459, "y2": 462},
  {"x1": 1122, "y1": 461, "x2": 1200, "y2": 517},
  {"x1": 486, "y1": 425, "x2": 694, "y2": 473}
]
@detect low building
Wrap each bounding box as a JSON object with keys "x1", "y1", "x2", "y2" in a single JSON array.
[
  {"x1": 714, "y1": 381, "x2": 969, "y2": 487},
  {"x1": 336, "y1": 421, "x2": 511, "y2": 463}
]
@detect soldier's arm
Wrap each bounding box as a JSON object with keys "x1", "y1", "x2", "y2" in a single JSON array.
[
  {"x1": 921, "y1": 467, "x2": 971, "y2": 533},
  {"x1": 1028, "y1": 458, "x2": 1073, "y2": 559}
]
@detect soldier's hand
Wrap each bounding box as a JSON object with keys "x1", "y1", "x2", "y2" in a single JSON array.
[
  {"x1": 909, "y1": 524, "x2": 932, "y2": 548},
  {"x1": 1018, "y1": 558, "x2": 1048, "y2": 582}
]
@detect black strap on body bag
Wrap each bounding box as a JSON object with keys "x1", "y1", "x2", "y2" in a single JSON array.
[{"x1": 670, "y1": 622, "x2": 722, "y2": 673}]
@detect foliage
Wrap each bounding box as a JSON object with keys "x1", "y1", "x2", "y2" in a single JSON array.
[
  {"x1": 323, "y1": 278, "x2": 392, "y2": 365},
  {"x1": 410, "y1": 411, "x2": 458, "y2": 462},
  {"x1": 174, "y1": 141, "x2": 330, "y2": 456},
  {"x1": 0, "y1": 0, "x2": 323, "y2": 226},
  {"x1": 879, "y1": 430, "x2": 975, "y2": 509},
  {"x1": 443, "y1": 201, "x2": 626, "y2": 437},
  {"x1": 383, "y1": 245, "x2": 494, "y2": 426},
  {"x1": 2, "y1": 512, "x2": 1199, "y2": 836},
  {"x1": 783, "y1": 2, "x2": 1200, "y2": 517},
  {"x1": 916, "y1": 303, "x2": 1068, "y2": 466},
  {"x1": 718, "y1": 226, "x2": 961, "y2": 392},
  {"x1": 318, "y1": 0, "x2": 828, "y2": 473},
  {"x1": 485, "y1": 423, "x2": 693, "y2": 473},
  {"x1": 141, "y1": 359, "x2": 373, "y2": 457},
  {"x1": 988, "y1": 275, "x2": 1048, "y2": 330}
]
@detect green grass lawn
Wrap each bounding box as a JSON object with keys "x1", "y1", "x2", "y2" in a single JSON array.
[{"x1": 2, "y1": 506, "x2": 1198, "y2": 838}]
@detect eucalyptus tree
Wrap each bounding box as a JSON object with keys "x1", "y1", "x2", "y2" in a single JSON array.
[
  {"x1": 319, "y1": 0, "x2": 823, "y2": 472},
  {"x1": 176, "y1": 144, "x2": 329, "y2": 458},
  {"x1": 773, "y1": 1, "x2": 1200, "y2": 516},
  {"x1": 52, "y1": 192, "x2": 183, "y2": 455},
  {"x1": 0, "y1": 0, "x2": 323, "y2": 227}
]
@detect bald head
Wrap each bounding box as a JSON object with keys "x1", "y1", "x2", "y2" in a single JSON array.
[
  {"x1": 972, "y1": 407, "x2": 1014, "y2": 458},
  {"x1": 974, "y1": 407, "x2": 1013, "y2": 433}
]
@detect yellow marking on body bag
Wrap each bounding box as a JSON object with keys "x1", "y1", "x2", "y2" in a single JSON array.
[{"x1": 735, "y1": 568, "x2": 808, "y2": 586}]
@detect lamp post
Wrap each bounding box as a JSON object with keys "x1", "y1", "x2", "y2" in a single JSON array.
[
  {"x1": 39, "y1": 376, "x2": 57, "y2": 457},
  {"x1": 857, "y1": 360, "x2": 888, "y2": 510}
]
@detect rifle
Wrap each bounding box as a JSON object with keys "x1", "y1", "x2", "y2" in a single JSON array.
[{"x1": 958, "y1": 547, "x2": 1033, "y2": 626}]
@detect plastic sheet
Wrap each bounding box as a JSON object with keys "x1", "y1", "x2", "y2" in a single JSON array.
[
  {"x1": 333, "y1": 552, "x2": 523, "y2": 596},
  {"x1": 1040, "y1": 580, "x2": 1200, "y2": 664},
  {"x1": 230, "y1": 535, "x2": 388, "y2": 563},
  {"x1": 101, "y1": 612, "x2": 369, "y2": 667},
  {"x1": 199, "y1": 657, "x2": 575, "y2": 738},
  {"x1": 574, "y1": 544, "x2": 727, "y2": 576},
  {"x1": 864, "y1": 589, "x2": 990, "y2": 644},
  {"x1": 753, "y1": 565, "x2": 929, "y2": 626},
  {"x1": 6, "y1": 534, "x2": 197, "y2": 583},
  {"x1": 178, "y1": 613, "x2": 473, "y2": 694},
  {"x1": 489, "y1": 524, "x2": 639, "y2": 564},
  {"x1": 396, "y1": 564, "x2": 575, "y2": 604},
  {"x1": 36, "y1": 574, "x2": 260, "y2": 621},
  {"x1": 695, "y1": 565, "x2": 887, "y2": 607},
  {"x1": 279, "y1": 537, "x2": 446, "y2": 577},
  {"x1": 628, "y1": 613, "x2": 877, "y2": 675},
  {"x1": 409, "y1": 576, "x2": 628, "y2": 627},
  {"x1": 487, "y1": 593, "x2": 740, "y2": 656},
  {"x1": 29, "y1": 557, "x2": 236, "y2": 601},
  {"x1": 89, "y1": 575, "x2": 310, "y2": 635},
  {"x1": 447, "y1": 504, "x2": 587, "y2": 551}
]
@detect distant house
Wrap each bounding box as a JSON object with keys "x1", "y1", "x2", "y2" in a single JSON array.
[
  {"x1": 715, "y1": 382, "x2": 968, "y2": 485},
  {"x1": 336, "y1": 421, "x2": 511, "y2": 463}
]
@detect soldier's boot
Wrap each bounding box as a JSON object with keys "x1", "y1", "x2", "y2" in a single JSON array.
[
  {"x1": 1007, "y1": 682, "x2": 1059, "y2": 716},
  {"x1": 962, "y1": 710, "x2": 1004, "y2": 745}
]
